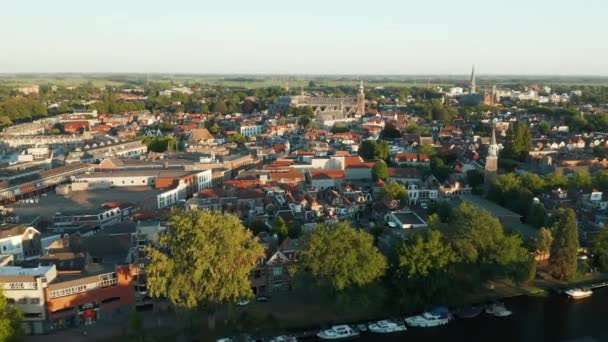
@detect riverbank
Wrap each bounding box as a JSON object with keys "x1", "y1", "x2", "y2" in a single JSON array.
[{"x1": 25, "y1": 272, "x2": 608, "y2": 342}]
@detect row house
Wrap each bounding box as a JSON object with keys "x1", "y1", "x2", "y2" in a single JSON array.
[{"x1": 251, "y1": 238, "x2": 300, "y2": 297}]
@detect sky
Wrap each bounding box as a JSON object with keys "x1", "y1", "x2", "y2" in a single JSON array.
[{"x1": 1, "y1": 0, "x2": 607, "y2": 75}]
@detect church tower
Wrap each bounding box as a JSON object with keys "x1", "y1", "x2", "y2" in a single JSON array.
[
  {"x1": 356, "y1": 80, "x2": 365, "y2": 116},
  {"x1": 485, "y1": 126, "x2": 499, "y2": 188},
  {"x1": 470, "y1": 65, "x2": 476, "y2": 94}
]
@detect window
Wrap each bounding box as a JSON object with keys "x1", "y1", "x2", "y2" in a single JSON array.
[
  {"x1": 30, "y1": 298, "x2": 40, "y2": 304},
  {"x1": 17, "y1": 298, "x2": 27, "y2": 304},
  {"x1": 24, "y1": 313, "x2": 42, "y2": 319},
  {"x1": 272, "y1": 267, "x2": 283, "y2": 277}
]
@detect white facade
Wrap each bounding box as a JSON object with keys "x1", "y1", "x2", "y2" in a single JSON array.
[
  {"x1": 240, "y1": 125, "x2": 265, "y2": 137},
  {"x1": 0, "y1": 265, "x2": 57, "y2": 334},
  {"x1": 0, "y1": 227, "x2": 41, "y2": 261},
  {"x1": 195, "y1": 169, "x2": 213, "y2": 192}
]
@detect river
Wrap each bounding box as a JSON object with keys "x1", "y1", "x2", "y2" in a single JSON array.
[{"x1": 353, "y1": 287, "x2": 608, "y2": 342}]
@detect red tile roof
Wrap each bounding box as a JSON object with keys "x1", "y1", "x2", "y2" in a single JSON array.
[{"x1": 310, "y1": 170, "x2": 345, "y2": 180}]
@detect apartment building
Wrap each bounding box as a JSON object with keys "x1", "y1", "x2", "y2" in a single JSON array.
[{"x1": 0, "y1": 265, "x2": 58, "y2": 334}]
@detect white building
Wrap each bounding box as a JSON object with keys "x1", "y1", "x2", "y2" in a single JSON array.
[
  {"x1": 240, "y1": 124, "x2": 265, "y2": 137},
  {"x1": 0, "y1": 264, "x2": 57, "y2": 334},
  {"x1": 0, "y1": 225, "x2": 42, "y2": 261}
]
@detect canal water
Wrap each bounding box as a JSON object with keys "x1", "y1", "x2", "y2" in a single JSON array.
[{"x1": 355, "y1": 288, "x2": 608, "y2": 342}]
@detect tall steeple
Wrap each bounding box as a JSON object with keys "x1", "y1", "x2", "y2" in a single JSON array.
[
  {"x1": 485, "y1": 125, "x2": 499, "y2": 189},
  {"x1": 356, "y1": 80, "x2": 365, "y2": 116},
  {"x1": 470, "y1": 65, "x2": 476, "y2": 94},
  {"x1": 489, "y1": 127, "x2": 498, "y2": 157}
]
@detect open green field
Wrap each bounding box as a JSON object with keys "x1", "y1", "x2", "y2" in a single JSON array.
[{"x1": 1, "y1": 74, "x2": 607, "y2": 90}]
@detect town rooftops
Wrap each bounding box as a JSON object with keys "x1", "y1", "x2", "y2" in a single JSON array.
[
  {"x1": 310, "y1": 170, "x2": 345, "y2": 180},
  {"x1": 0, "y1": 224, "x2": 33, "y2": 240}
]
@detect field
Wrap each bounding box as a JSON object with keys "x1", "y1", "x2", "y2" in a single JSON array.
[{"x1": 2, "y1": 74, "x2": 607, "y2": 90}]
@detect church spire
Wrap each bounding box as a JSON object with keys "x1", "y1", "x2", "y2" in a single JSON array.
[
  {"x1": 359, "y1": 80, "x2": 364, "y2": 95},
  {"x1": 489, "y1": 126, "x2": 498, "y2": 157},
  {"x1": 470, "y1": 65, "x2": 476, "y2": 94}
]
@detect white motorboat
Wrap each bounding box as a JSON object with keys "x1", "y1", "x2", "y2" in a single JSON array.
[
  {"x1": 485, "y1": 302, "x2": 512, "y2": 317},
  {"x1": 317, "y1": 325, "x2": 360, "y2": 340},
  {"x1": 565, "y1": 288, "x2": 593, "y2": 299},
  {"x1": 269, "y1": 335, "x2": 297, "y2": 342},
  {"x1": 404, "y1": 312, "x2": 449, "y2": 328},
  {"x1": 368, "y1": 320, "x2": 407, "y2": 333}
]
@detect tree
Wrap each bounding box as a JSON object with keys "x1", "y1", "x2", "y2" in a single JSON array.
[
  {"x1": 358, "y1": 140, "x2": 377, "y2": 160},
  {"x1": 445, "y1": 202, "x2": 530, "y2": 283},
  {"x1": 570, "y1": 171, "x2": 592, "y2": 189},
  {"x1": 228, "y1": 133, "x2": 246, "y2": 144},
  {"x1": 380, "y1": 123, "x2": 401, "y2": 139},
  {"x1": 211, "y1": 101, "x2": 227, "y2": 113},
  {"x1": 375, "y1": 140, "x2": 390, "y2": 161},
  {"x1": 372, "y1": 160, "x2": 388, "y2": 181},
  {"x1": 272, "y1": 217, "x2": 288, "y2": 242},
  {"x1": 383, "y1": 181, "x2": 407, "y2": 201},
  {"x1": 591, "y1": 228, "x2": 608, "y2": 272},
  {"x1": 209, "y1": 123, "x2": 221, "y2": 135},
  {"x1": 331, "y1": 123, "x2": 349, "y2": 134},
  {"x1": 146, "y1": 210, "x2": 265, "y2": 311},
  {"x1": 394, "y1": 229, "x2": 457, "y2": 307},
  {"x1": 518, "y1": 173, "x2": 545, "y2": 195},
  {"x1": 527, "y1": 203, "x2": 548, "y2": 228},
  {"x1": 0, "y1": 289, "x2": 23, "y2": 342},
  {"x1": 417, "y1": 143, "x2": 435, "y2": 157},
  {"x1": 536, "y1": 227, "x2": 553, "y2": 261},
  {"x1": 298, "y1": 222, "x2": 387, "y2": 291},
  {"x1": 466, "y1": 169, "x2": 485, "y2": 192},
  {"x1": 545, "y1": 172, "x2": 568, "y2": 189},
  {"x1": 501, "y1": 121, "x2": 532, "y2": 161},
  {"x1": 549, "y1": 208, "x2": 579, "y2": 280}
]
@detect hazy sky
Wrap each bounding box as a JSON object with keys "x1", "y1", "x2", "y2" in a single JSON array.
[{"x1": 2, "y1": 0, "x2": 607, "y2": 75}]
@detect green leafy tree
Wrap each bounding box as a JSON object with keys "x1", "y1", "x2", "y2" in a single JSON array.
[
  {"x1": 375, "y1": 140, "x2": 390, "y2": 161},
  {"x1": 417, "y1": 143, "x2": 435, "y2": 157},
  {"x1": 590, "y1": 228, "x2": 608, "y2": 272},
  {"x1": 536, "y1": 227, "x2": 553, "y2": 261},
  {"x1": 211, "y1": 101, "x2": 227, "y2": 113},
  {"x1": 383, "y1": 181, "x2": 407, "y2": 201},
  {"x1": 372, "y1": 160, "x2": 388, "y2": 181},
  {"x1": 146, "y1": 210, "x2": 264, "y2": 325},
  {"x1": 299, "y1": 222, "x2": 387, "y2": 291},
  {"x1": 445, "y1": 202, "x2": 530, "y2": 283},
  {"x1": 549, "y1": 208, "x2": 579, "y2": 280},
  {"x1": 358, "y1": 140, "x2": 377, "y2": 160},
  {"x1": 527, "y1": 203, "x2": 548, "y2": 228},
  {"x1": 518, "y1": 173, "x2": 545, "y2": 195},
  {"x1": 380, "y1": 123, "x2": 401, "y2": 139},
  {"x1": 272, "y1": 217, "x2": 288, "y2": 242},
  {"x1": 228, "y1": 133, "x2": 246, "y2": 144},
  {"x1": 0, "y1": 289, "x2": 23, "y2": 342},
  {"x1": 331, "y1": 123, "x2": 349, "y2": 134},
  {"x1": 394, "y1": 229, "x2": 457, "y2": 307},
  {"x1": 501, "y1": 121, "x2": 532, "y2": 161},
  {"x1": 545, "y1": 172, "x2": 568, "y2": 189},
  {"x1": 570, "y1": 171, "x2": 592, "y2": 188},
  {"x1": 466, "y1": 169, "x2": 485, "y2": 191}
]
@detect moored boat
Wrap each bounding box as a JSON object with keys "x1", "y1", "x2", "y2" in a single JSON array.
[
  {"x1": 454, "y1": 305, "x2": 484, "y2": 319},
  {"x1": 368, "y1": 319, "x2": 407, "y2": 333},
  {"x1": 565, "y1": 288, "x2": 593, "y2": 299},
  {"x1": 317, "y1": 325, "x2": 360, "y2": 340},
  {"x1": 405, "y1": 307, "x2": 451, "y2": 328},
  {"x1": 485, "y1": 302, "x2": 512, "y2": 317}
]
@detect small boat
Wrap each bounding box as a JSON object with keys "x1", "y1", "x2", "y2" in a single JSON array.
[
  {"x1": 368, "y1": 320, "x2": 407, "y2": 333},
  {"x1": 317, "y1": 325, "x2": 360, "y2": 340},
  {"x1": 565, "y1": 288, "x2": 593, "y2": 299},
  {"x1": 485, "y1": 302, "x2": 512, "y2": 317},
  {"x1": 355, "y1": 324, "x2": 368, "y2": 332},
  {"x1": 405, "y1": 307, "x2": 450, "y2": 328},
  {"x1": 454, "y1": 306, "x2": 484, "y2": 319},
  {"x1": 269, "y1": 335, "x2": 297, "y2": 342}
]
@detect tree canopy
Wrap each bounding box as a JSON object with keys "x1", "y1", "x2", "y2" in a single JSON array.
[
  {"x1": 146, "y1": 210, "x2": 265, "y2": 309},
  {"x1": 383, "y1": 181, "x2": 407, "y2": 201},
  {"x1": 298, "y1": 222, "x2": 387, "y2": 291},
  {"x1": 0, "y1": 289, "x2": 23, "y2": 342},
  {"x1": 372, "y1": 160, "x2": 389, "y2": 181},
  {"x1": 548, "y1": 208, "x2": 579, "y2": 280},
  {"x1": 501, "y1": 121, "x2": 532, "y2": 161},
  {"x1": 591, "y1": 228, "x2": 608, "y2": 272}
]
